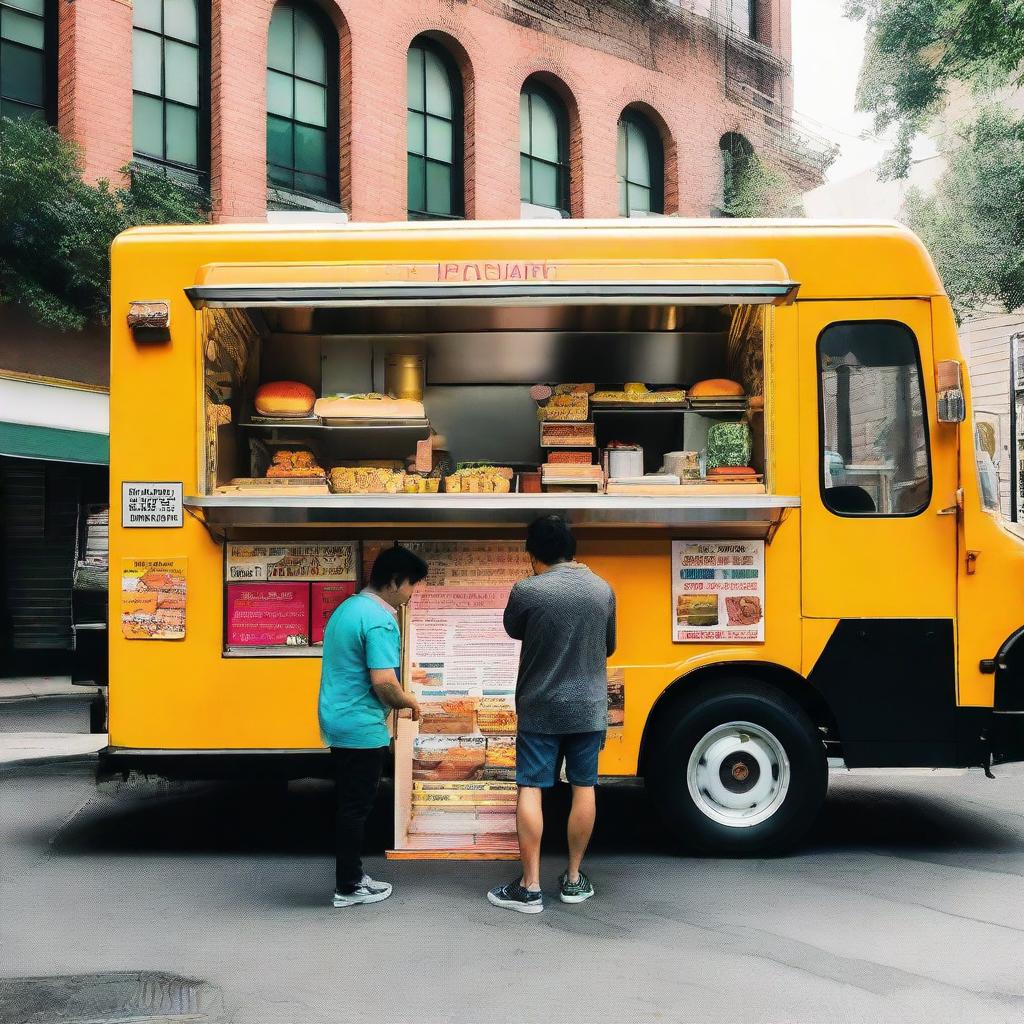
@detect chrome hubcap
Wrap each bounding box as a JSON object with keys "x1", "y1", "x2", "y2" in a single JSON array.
[{"x1": 687, "y1": 721, "x2": 791, "y2": 828}]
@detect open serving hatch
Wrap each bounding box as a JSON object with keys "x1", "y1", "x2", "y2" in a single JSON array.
[{"x1": 184, "y1": 258, "x2": 800, "y2": 539}]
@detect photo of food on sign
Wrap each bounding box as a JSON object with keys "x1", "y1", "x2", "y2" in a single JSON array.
[{"x1": 121, "y1": 559, "x2": 187, "y2": 640}]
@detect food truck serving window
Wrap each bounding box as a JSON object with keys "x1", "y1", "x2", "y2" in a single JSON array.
[{"x1": 817, "y1": 321, "x2": 931, "y2": 517}]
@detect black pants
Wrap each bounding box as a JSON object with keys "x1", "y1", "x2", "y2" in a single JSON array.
[{"x1": 330, "y1": 746, "x2": 386, "y2": 893}]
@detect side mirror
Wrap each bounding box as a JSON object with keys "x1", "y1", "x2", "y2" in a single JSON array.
[{"x1": 936, "y1": 360, "x2": 966, "y2": 423}]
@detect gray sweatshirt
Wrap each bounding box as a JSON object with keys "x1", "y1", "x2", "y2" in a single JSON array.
[{"x1": 503, "y1": 562, "x2": 617, "y2": 734}]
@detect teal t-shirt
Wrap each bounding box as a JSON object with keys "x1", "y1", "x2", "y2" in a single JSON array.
[{"x1": 318, "y1": 592, "x2": 399, "y2": 749}]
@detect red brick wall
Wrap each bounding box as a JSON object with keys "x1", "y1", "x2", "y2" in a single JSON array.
[{"x1": 57, "y1": 0, "x2": 803, "y2": 222}]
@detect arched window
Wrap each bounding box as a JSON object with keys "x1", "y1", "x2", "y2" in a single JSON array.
[
  {"x1": 406, "y1": 38, "x2": 462, "y2": 219},
  {"x1": 617, "y1": 111, "x2": 664, "y2": 216},
  {"x1": 719, "y1": 132, "x2": 754, "y2": 217},
  {"x1": 520, "y1": 81, "x2": 569, "y2": 217},
  {"x1": 1, "y1": 0, "x2": 53, "y2": 121},
  {"x1": 133, "y1": 0, "x2": 207, "y2": 181},
  {"x1": 266, "y1": 1, "x2": 337, "y2": 201}
]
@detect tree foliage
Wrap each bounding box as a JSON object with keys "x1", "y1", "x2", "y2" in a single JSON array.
[
  {"x1": 0, "y1": 116, "x2": 207, "y2": 331},
  {"x1": 903, "y1": 107, "x2": 1024, "y2": 318},
  {"x1": 846, "y1": 0, "x2": 1024, "y2": 178},
  {"x1": 723, "y1": 153, "x2": 798, "y2": 217}
]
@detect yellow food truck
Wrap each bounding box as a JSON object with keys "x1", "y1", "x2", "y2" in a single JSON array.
[{"x1": 103, "y1": 218, "x2": 1024, "y2": 855}]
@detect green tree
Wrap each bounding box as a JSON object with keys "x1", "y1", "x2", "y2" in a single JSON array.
[
  {"x1": 903, "y1": 107, "x2": 1024, "y2": 318},
  {"x1": 0, "y1": 116, "x2": 207, "y2": 332},
  {"x1": 723, "y1": 153, "x2": 799, "y2": 217},
  {"x1": 846, "y1": 0, "x2": 1024, "y2": 179}
]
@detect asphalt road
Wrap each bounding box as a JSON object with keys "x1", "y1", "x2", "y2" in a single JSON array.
[{"x1": 3, "y1": 711, "x2": 1024, "y2": 1023}]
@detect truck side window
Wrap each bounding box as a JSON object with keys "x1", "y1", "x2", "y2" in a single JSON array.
[{"x1": 818, "y1": 321, "x2": 932, "y2": 517}]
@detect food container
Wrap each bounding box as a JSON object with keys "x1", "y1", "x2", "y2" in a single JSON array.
[
  {"x1": 518, "y1": 471, "x2": 542, "y2": 493},
  {"x1": 705, "y1": 420, "x2": 752, "y2": 469},
  {"x1": 603, "y1": 445, "x2": 644, "y2": 479},
  {"x1": 663, "y1": 451, "x2": 702, "y2": 480},
  {"x1": 384, "y1": 353, "x2": 425, "y2": 401}
]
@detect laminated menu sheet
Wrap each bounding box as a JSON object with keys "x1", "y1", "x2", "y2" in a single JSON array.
[
  {"x1": 671, "y1": 540, "x2": 765, "y2": 643},
  {"x1": 374, "y1": 541, "x2": 531, "y2": 859}
]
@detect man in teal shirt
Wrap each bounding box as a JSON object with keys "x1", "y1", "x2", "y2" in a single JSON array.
[{"x1": 319, "y1": 544, "x2": 426, "y2": 907}]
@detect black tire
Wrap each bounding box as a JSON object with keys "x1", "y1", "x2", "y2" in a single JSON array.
[{"x1": 645, "y1": 679, "x2": 827, "y2": 855}]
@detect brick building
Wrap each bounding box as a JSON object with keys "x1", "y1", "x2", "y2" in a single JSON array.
[{"x1": 0, "y1": 0, "x2": 828, "y2": 665}]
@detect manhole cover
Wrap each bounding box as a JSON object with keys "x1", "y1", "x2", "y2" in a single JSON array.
[{"x1": 0, "y1": 971, "x2": 222, "y2": 1023}]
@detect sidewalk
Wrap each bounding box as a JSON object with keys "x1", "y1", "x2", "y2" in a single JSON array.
[
  {"x1": 0, "y1": 676, "x2": 105, "y2": 767},
  {"x1": 0, "y1": 675, "x2": 99, "y2": 702}
]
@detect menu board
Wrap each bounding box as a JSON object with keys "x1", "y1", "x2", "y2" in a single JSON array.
[
  {"x1": 378, "y1": 541, "x2": 532, "y2": 857},
  {"x1": 224, "y1": 542, "x2": 358, "y2": 651},
  {"x1": 671, "y1": 540, "x2": 765, "y2": 643},
  {"x1": 121, "y1": 558, "x2": 187, "y2": 639}
]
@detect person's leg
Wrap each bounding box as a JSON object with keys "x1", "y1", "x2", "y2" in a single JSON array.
[
  {"x1": 331, "y1": 746, "x2": 385, "y2": 894},
  {"x1": 566, "y1": 785, "x2": 596, "y2": 882},
  {"x1": 517, "y1": 786, "x2": 544, "y2": 890}
]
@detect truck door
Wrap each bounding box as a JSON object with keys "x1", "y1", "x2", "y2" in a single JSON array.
[{"x1": 798, "y1": 301, "x2": 960, "y2": 766}]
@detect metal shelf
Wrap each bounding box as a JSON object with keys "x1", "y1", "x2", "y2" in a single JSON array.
[{"x1": 185, "y1": 492, "x2": 798, "y2": 541}]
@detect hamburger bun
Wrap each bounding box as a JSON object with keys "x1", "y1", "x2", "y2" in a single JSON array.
[
  {"x1": 254, "y1": 381, "x2": 316, "y2": 417},
  {"x1": 689, "y1": 378, "x2": 745, "y2": 399}
]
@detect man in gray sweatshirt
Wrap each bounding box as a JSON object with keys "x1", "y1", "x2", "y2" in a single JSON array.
[{"x1": 487, "y1": 515, "x2": 616, "y2": 914}]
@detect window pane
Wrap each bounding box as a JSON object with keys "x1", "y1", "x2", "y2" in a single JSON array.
[
  {"x1": 294, "y1": 123, "x2": 326, "y2": 174},
  {"x1": 0, "y1": 97, "x2": 40, "y2": 118},
  {"x1": 818, "y1": 322, "x2": 931, "y2": 516},
  {"x1": 616, "y1": 120, "x2": 627, "y2": 180},
  {"x1": 6, "y1": 0, "x2": 45, "y2": 14},
  {"x1": 165, "y1": 102, "x2": 198, "y2": 165},
  {"x1": 2, "y1": 10, "x2": 44, "y2": 48},
  {"x1": 268, "y1": 163, "x2": 292, "y2": 188},
  {"x1": 407, "y1": 110, "x2": 424, "y2": 156},
  {"x1": 520, "y1": 153, "x2": 530, "y2": 202},
  {"x1": 132, "y1": 0, "x2": 161, "y2": 31},
  {"x1": 628, "y1": 183, "x2": 651, "y2": 214},
  {"x1": 618, "y1": 178, "x2": 627, "y2": 217},
  {"x1": 627, "y1": 122, "x2": 651, "y2": 186},
  {"x1": 267, "y1": 69, "x2": 292, "y2": 118},
  {"x1": 425, "y1": 114, "x2": 451, "y2": 163},
  {"x1": 519, "y1": 92, "x2": 529, "y2": 153},
  {"x1": 425, "y1": 160, "x2": 452, "y2": 215},
  {"x1": 423, "y1": 49, "x2": 451, "y2": 118},
  {"x1": 295, "y1": 78, "x2": 325, "y2": 126},
  {"x1": 163, "y1": 0, "x2": 198, "y2": 43},
  {"x1": 1, "y1": 42, "x2": 43, "y2": 104},
  {"x1": 407, "y1": 46, "x2": 424, "y2": 111},
  {"x1": 133, "y1": 93, "x2": 164, "y2": 158},
  {"x1": 408, "y1": 154, "x2": 425, "y2": 212},
  {"x1": 132, "y1": 30, "x2": 162, "y2": 95},
  {"x1": 266, "y1": 114, "x2": 292, "y2": 168},
  {"x1": 164, "y1": 40, "x2": 198, "y2": 107},
  {"x1": 294, "y1": 171, "x2": 328, "y2": 196},
  {"x1": 528, "y1": 92, "x2": 558, "y2": 162},
  {"x1": 267, "y1": 6, "x2": 293, "y2": 73},
  {"x1": 531, "y1": 160, "x2": 558, "y2": 209},
  {"x1": 293, "y1": 8, "x2": 325, "y2": 84}
]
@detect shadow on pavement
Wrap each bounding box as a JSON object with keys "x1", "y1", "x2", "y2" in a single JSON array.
[{"x1": 42, "y1": 772, "x2": 1021, "y2": 862}]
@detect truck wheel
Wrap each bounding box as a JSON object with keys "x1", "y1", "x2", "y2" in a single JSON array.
[{"x1": 645, "y1": 681, "x2": 827, "y2": 855}]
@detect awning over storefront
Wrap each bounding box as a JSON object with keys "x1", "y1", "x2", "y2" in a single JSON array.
[{"x1": 0, "y1": 377, "x2": 109, "y2": 465}]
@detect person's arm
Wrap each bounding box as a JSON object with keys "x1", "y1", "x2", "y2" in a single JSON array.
[
  {"x1": 370, "y1": 668, "x2": 419, "y2": 720},
  {"x1": 503, "y1": 584, "x2": 528, "y2": 641},
  {"x1": 366, "y1": 623, "x2": 420, "y2": 720},
  {"x1": 606, "y1": 589, "x2": 617, "y2": 658}
]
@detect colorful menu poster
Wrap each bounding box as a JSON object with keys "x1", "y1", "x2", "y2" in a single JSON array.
[
  {"x1": 121, "y1": 558, "x2": 187, "y2": 639},
  {"x1": 226, "y1": 583, "x2": 310, "y2": 647},
  {"x1": 671, "y1": 540, "x2": 765, "y2": 643},
  {"x1": 311, "y1": 581, "x2": 357, "y2": 644},
  {"x1": 223, "y1": 543, "x2": 358, "y2": 650},
  {"x1": 373, "y1": 540, "x2": 531, "y2": 856}
]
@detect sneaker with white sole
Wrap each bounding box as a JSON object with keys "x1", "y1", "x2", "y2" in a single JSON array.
[
  {"x1": 487, "y1": 878, "x2": 544, "y2": 914},
  {"x1": 333, "y1": 874, "x2": 392, "y2": 908},
  {"x1": 558, "y1": 870, "x2": 594, "y2": 904}
]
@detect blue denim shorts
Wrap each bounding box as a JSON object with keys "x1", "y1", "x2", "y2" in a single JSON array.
[{"x1": 516, "y1": 730, "x2": 605, "y2": 788}]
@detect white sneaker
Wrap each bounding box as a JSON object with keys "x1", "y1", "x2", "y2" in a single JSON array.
[{"x1": 332, "y1": 875, "x2": 393, "y2": 908}]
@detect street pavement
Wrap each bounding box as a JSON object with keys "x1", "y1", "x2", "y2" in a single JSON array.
[{"x1": 3, "y1": 692, "x2": 1024, "y2": 1024}]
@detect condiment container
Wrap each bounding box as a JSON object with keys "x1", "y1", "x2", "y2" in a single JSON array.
[{"x1": 384, "y1": 354, "x2": 425, "y2": 401}]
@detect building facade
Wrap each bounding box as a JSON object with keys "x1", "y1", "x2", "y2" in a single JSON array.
[{"x1": 0, "y1": 0, "x2": 828, "y2": 668}]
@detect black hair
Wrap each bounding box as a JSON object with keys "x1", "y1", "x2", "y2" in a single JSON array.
[
  {"x1": 525, "y1": 514, "x2": 576, "y2": 565},
  {"x1": 369, "y1": 545, "x2": 429, "y2": 589}
]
